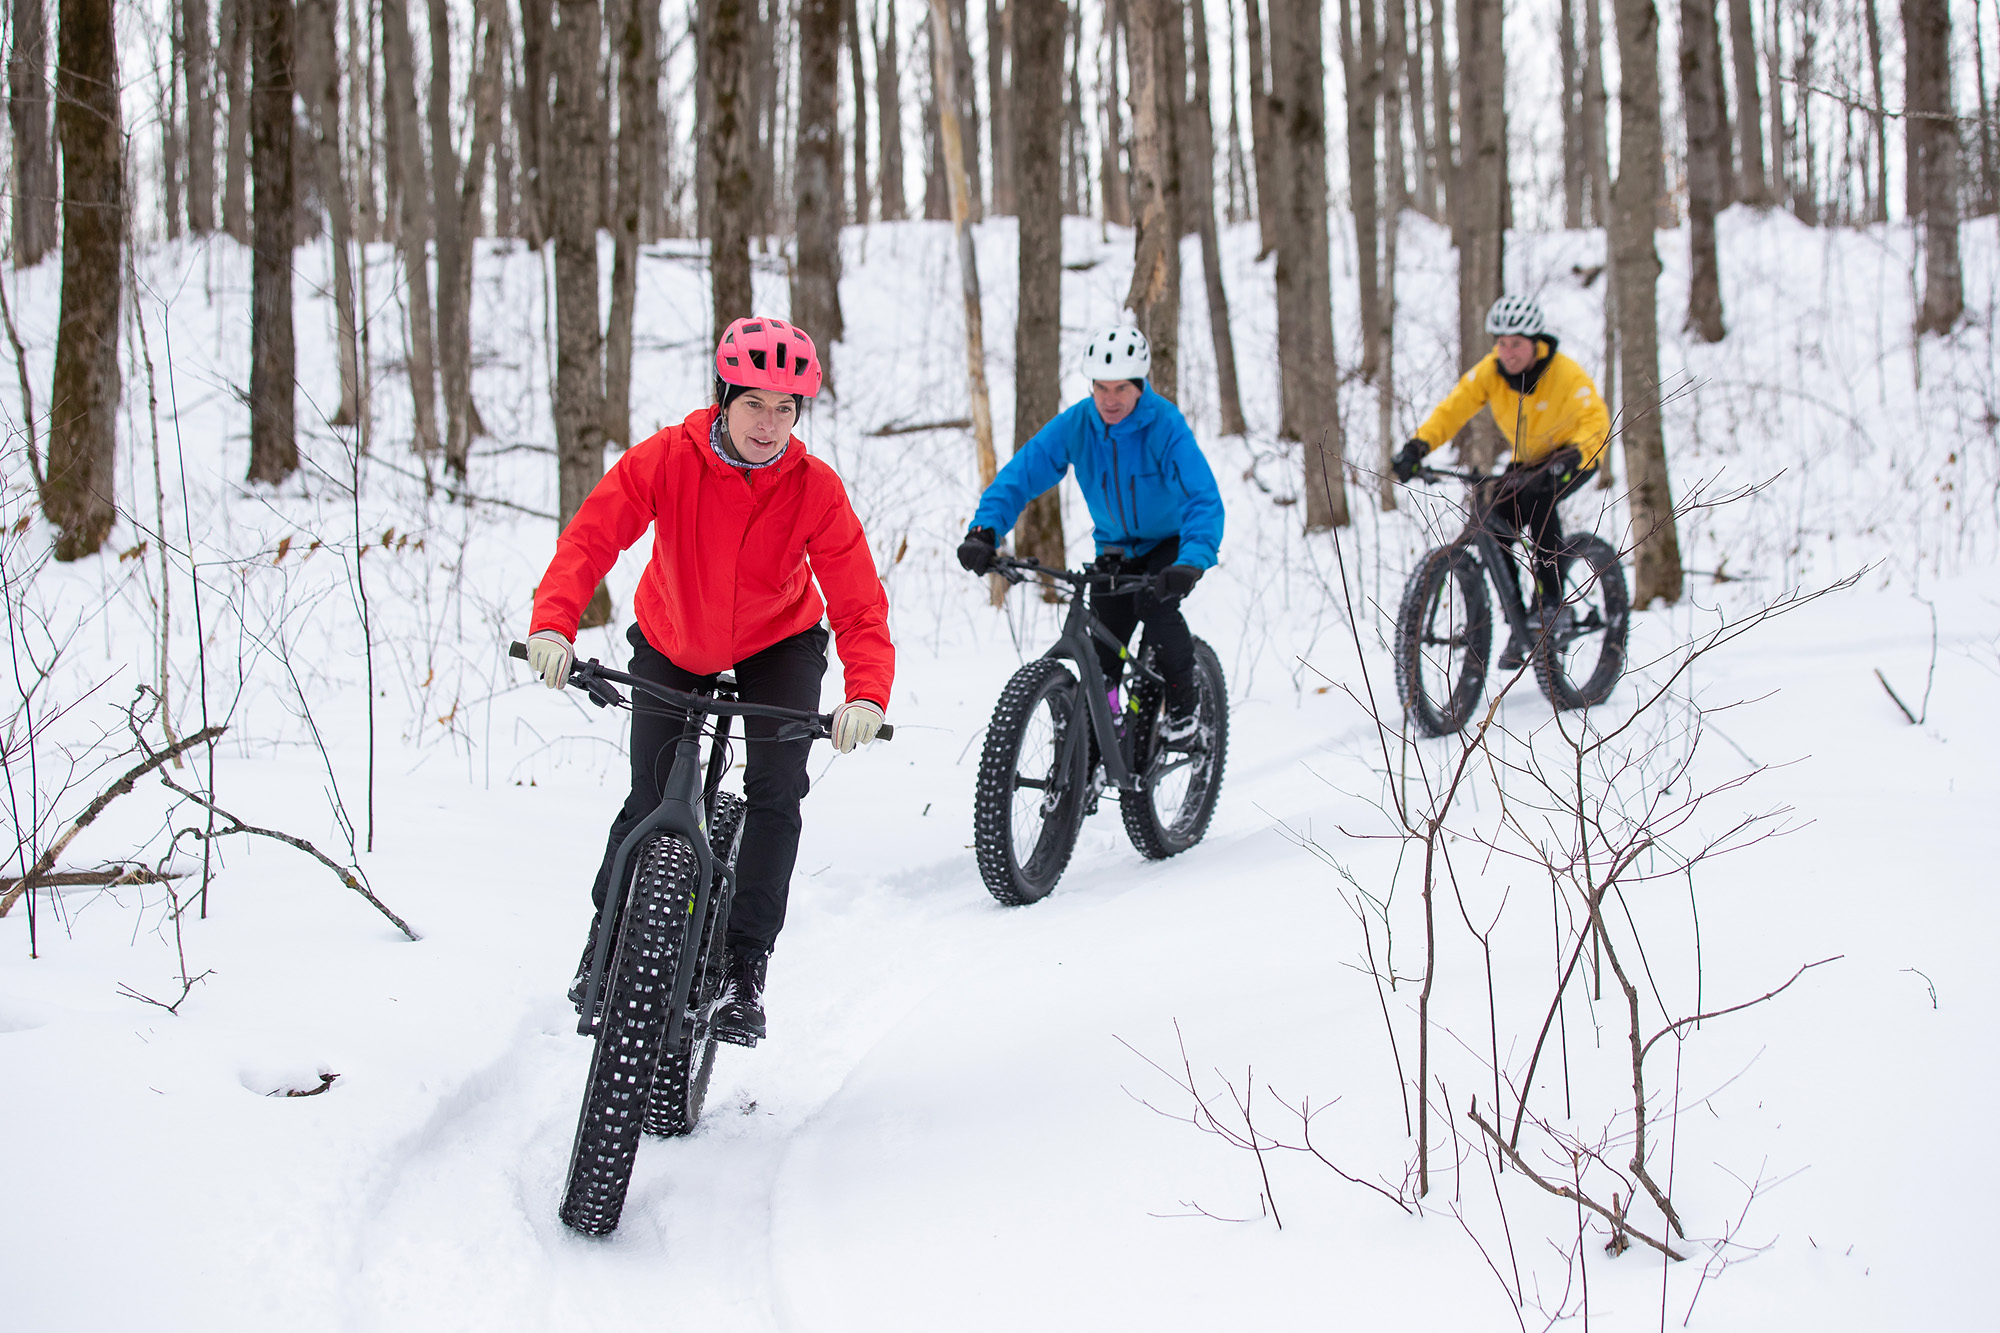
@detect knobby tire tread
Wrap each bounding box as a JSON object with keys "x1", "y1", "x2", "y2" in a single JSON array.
[
  {"x1": 974, "y1": 659, "x2": 1086, "y2": 906},
  {"x1": 1121, "y1": 638, "x2": 1229, "y2": 859},
  {"x1": 645, "y1": 792, "x2": 746, "y2": 1138},
  {"x1": 1532, "y1": 533, "x2": 1630, "y2": 712},
  {"x1": 558, "y1": 834, "x2": 701, "y2": 1236},
  {"x1": 1394, "y1": 545, "x2": 1493, "y2": 738}
]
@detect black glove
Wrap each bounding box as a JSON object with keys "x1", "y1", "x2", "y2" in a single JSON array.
[
  {"x1": 1393, "y1": 438, "x2": 1429, "y2": 482},
  {"x1": 1159, "y1": 564, "x2": 1204, "y2": 597},
  {"x1": 1546, "y1": 446, "x2": 1586, "y2": 487},
  {"x1": 957, "y1": 526, "x2": 998, "y2": 575}
]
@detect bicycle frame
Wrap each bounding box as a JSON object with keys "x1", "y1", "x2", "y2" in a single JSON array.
[
  {"x1": 509, "y1": 643, "x2": 885, "y2": 1036},
  {"x1": 992, "y1": 557, "x2": 1169, "y2": 795},
  {"x1": 1419, "y1": 468, "x2": 1539, "y2": 648}
]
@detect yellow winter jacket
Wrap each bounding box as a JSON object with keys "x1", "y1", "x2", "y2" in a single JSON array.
[{"x1": 1412, "y1": 339, "x2": 1611, "y2": 470}]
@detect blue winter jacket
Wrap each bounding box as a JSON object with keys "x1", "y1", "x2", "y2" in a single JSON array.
[{"x1": 971, "y1": 387, "x2": 1224, "y2": 568}]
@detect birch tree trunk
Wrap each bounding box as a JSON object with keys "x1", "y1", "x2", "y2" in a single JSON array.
[
  {"x1": 1611, "y1": 0, "x2": 1683, "y2": 606},
  {"x1": 793, "y1": 0, "x2": 845, "y2": 386},
  {"x1": 1012, "y1": 0, "x2": 1068, "y2": 578},
  {"x1": 1681, "y1": 0, "x2": 1726, "y2": 340},
  {"x1": 42, "y1": 0, "x2": 121, "y2": 559}
]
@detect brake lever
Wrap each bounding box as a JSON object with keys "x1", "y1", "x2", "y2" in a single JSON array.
[
  {"x1": 571, "y1": 660, "x2": 625, "y2": 709},
  {"x1": 773, "y1": 720, "x2": 823, "y2": 743}
]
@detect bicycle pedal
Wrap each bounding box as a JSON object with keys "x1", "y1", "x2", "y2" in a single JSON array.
[{"x1": 713, "y1": 1028, "x2": 760, "y2": 1049}]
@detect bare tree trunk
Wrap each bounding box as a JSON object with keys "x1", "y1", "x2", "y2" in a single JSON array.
[
  {"x1": 1863, "y1": 0, "x2": 1888, "y2": 220},
  {"x1": 1726, "y1": 0, "x2": 1767, "y2": 206},
  {"x1": 1429, "y1": 0, "x2": 1452, "y2": 222},
  {"x1": 1242, "y1": 0, "x2": 1277, "y2": 255},
  {"x1": 349, "y1": 0, "x2": 379, "y2": 246},
  {"x1": 163, "y1": 12, "x2": 186, "y2": 239},
  {"x1": 1101, "y1": 0, "x2": 1131, "y2": 227},
  {"x1": 928, "y1": 0, "x2": 999, "y2": 532},
  {"x1": 1339, "y1": 0, "x2": 1381, "y2": 383},
  {"x1": 247, "y1": 0, "x2": 297, "y2": 485},
  {"x1": 606, "y1": 0, "x2": 659, "y2": 443},
  {"x1": 1123, "y1": 0, "x2": 1180, "y2": 403},
  {"x1": 1067, "y1": 0, "x2": 1088, "y2": 214},
  {"x1": 1681, "y1": 0, "x2": 1726, "y2": 340},
  {"x1": 299, "y1": 0, "x2": 360, "y2": 424},
  {"x1": 1611, "y1": 0, "x2": 1682, "y2": 607},
  {"x1": 1012, "y1": 0, "x2": 1067, "y2": 575},
  {"x1": 183, "y1": 0, "x2": 217, "y2": 234},
  {"x1": 950, "y1": 0, "x2": 983, "y2": 219},
  {"x1": 1188, "y1": 0, "x2": 1245, "y2": 433},
  {"x1": 874, "y1": 0, "x2": 906, "y2": 218},
  {"x1": 1767, "y1": 0, "x2": 1785, "y2": 215},
  {"x1": 794, "y1": 0, "x2": 845, "y2": 387},
  {"x1": 553, "y1": 0, "x2": 611, "y2": 626},
  {"x1": 519, "y1": 0, "x2": 552, "y2": 246},
  {"x1": 1562, "y1": 0, "x2": 1585, "y2": 227},
  {"x1": 1453, "y1": 0, "x2": 1504, "y2": 470},
  {"x1": 426, "y1": 0, "x2": 474, "y2": 475},
  {"x1": 988, "y1": 0, "x2": 1012, "y2": 213},
  {"x1": 1585, "y1": 0, "x2": 1610, "y2": 224},
  {"x1": 1973, "y1": 0, "x2": 1996, "y2": 215},
  {"x1": 1222, "y1": 0, "x2": 1246, "y2": 220},
  {"x1": 925, "y1": 11, "x2": 949, "y2": 218},
  {"x1": 710, "y1": 0, "x2": 753, "y2": 336},
  {"x1": 10, "y1": 0, "x2": 59, "y2": 263},
  {"x1": 1791, "y1": 2, "x2": 1815, "y2": 224},
  {"x1": 1382, "y1": 0, "x2": 1407, "y2": 212},
  {"x1": 42, "y1": 0, "x2": 121, "y2": 559},
  {"x1": 1906, "y1": 0, "x2": 1963, "y2": 332},
  {"x1": 1407, "y1": 0, "x2": 1433, "y2": 217},
  {"x1": 1268, "y1": 0, "x2": 1344, "y2": 526},
  {"x1": 847, "y1": 0, "x2": 869, "y2": 221},
  {"x1": 381, "y1": 0, "x2": 441, "y2": 454},
  {"x1": 222, "y1": 0, "x2": 252, "y2": 241}
]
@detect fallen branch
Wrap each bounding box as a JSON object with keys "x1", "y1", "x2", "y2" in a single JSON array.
[
  {"x1": 1874, "y1": 668, "x2": 1921, "y2": 725},
  {"x1": 0, "y1": 867, "x2": 188, "y2": 892},
  {"x1": 866, "y1": 417, "x2": 972, "y2": 437},
  {"x1": 158, "y1": 768, "x2": 419, "y2": 940},
  {"x1": 0, "y1": 725, "x2": 226, "y2": 917},
  {"x1": 1467, "y1": 1102, "x2": 1687, "y2": 1261}
]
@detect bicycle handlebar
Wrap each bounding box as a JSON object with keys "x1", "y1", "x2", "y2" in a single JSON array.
[
  {"x1": 507, "y1": 642, "x2": 893, "y2": 742},
  {"x1": 987, "y1": 553, "x2": 1167, "y2": 595}
]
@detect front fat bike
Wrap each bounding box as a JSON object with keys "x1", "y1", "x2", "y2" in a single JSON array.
[
  {"x1": 509, "y1": 642, "x2": 891, "y2": 1237},
  {"x1": 972, "y1": 556, "x2": 1229, "y2": 906},
  {"x1": 1392, "y1": 468, "x2": 1630, "y2": 738}
]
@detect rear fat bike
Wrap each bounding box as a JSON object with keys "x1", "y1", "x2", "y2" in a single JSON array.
[
  {"x1": 1392, "y1": 466, "x2": 1630, "y2": 738},
  {"x1": 509, "y1": 641, "x2": 892, "y2": 1237},
  {"x1": 972, "y1": 555, "x2": 1229, "y2": 906}
]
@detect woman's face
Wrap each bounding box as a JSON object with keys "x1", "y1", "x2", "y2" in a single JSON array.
[{"x1": 724, "y1": 389, "x2": 798, "y2": 464}]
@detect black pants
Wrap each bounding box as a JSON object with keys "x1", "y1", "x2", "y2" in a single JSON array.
[
  {"x1": 1490, "y1": 465, "x2": 1595, "y2": 608},
  {"x1": 1090, "y1": 537, "x2": 1196, "y2": 703},
  {"x1": 589, "y1": 622, "x2": 827, "y2": 954}
]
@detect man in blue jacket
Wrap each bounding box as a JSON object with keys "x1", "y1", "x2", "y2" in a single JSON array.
[{"x1": 957, "y1": 325, "x2": 1224, "y2": 741}]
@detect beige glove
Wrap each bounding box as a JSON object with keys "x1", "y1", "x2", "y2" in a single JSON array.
[
  {"x1": 830, "y1": 700, "x2": 884, "y2": 753},
  {"x1": 525, "y1": 630, "x2": 574, "y2": 689}
]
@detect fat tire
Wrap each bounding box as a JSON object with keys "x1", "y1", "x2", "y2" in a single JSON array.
[
  {"x1": 1394, "y1": 545, "x2": 1493, "y2": 738},
  {"x1": 644, "y1": 792, "x2": 746, "y2": 1138},
  {"x1": 975, "y1": 658, "x2": 1089, "y2": 905},
  {"x1": 1532, "y1": 534, "x2": 1630, "y2": 712},
  {"x1": 559, "y1": 833, "x2": 702, "y2": 1236},
  {"x1": 1120, "y1": 638, "x2": 1229, "y2": 859}
]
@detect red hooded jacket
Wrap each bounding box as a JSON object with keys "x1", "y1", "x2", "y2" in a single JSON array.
[{"x1": 530, "y1": 406, "x2": 894, "y2": 706}]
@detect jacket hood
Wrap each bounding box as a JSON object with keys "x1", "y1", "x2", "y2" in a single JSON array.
[{"x1": 689, "y1": 403, "x2": 809, "y2": 480}]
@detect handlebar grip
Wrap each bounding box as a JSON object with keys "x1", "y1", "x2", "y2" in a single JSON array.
[
  {"x1": 877, "y1": 724, "x2": 894, "y2": 740},
  {"x1": 508, "y1": 640, "x2": 529, "y2": 661}
]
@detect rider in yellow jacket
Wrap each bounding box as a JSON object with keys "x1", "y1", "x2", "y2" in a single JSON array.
[{"x1": 1393, "y1": 295, "x2": 1612, "y2": 668}]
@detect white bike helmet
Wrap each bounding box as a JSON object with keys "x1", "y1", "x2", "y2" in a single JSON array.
[
  {"x1": 1081, "y1": 325, "x2": 1151, "y2": 381},
  {"x1": 1484, "y1": 294, "x2": 1546, "y2": 338}
]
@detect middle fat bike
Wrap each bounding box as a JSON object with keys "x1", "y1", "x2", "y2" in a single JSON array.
[{"x1": 972, "y1": 553, "x2": 1229, "y2": 906}]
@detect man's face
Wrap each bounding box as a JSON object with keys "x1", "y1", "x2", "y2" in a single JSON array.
[
  {"x1": 1495, "y1": 335, "x2": 1538, "y2": 375},
  {"x1": 1092, "y1": 379, "x2": 1143, "y2": 425}
]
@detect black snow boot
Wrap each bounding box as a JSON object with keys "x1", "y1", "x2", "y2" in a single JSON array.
[
  {"x1": 712, "y1": 942, "x2": 771, "y2": 1047},
  {"x1": 1496, "y1": 627, "x2": 1531, "y2": 672},
  {"x1": 567, "y1": 916, "x2": 606, "y2": 1025}
]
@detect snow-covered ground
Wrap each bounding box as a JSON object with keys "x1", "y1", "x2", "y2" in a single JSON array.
[{"x1": 3, "y1": 210, "x2": 1996, "y2": 1330}]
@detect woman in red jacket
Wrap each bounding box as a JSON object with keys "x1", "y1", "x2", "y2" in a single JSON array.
[{"x1": 523, "y1": 317, "x2": 893, "y2": 1045}]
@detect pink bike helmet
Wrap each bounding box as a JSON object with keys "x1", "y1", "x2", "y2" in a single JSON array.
[{"x1": 715, "y1": 317, "x2": 822, "y2": 398}]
